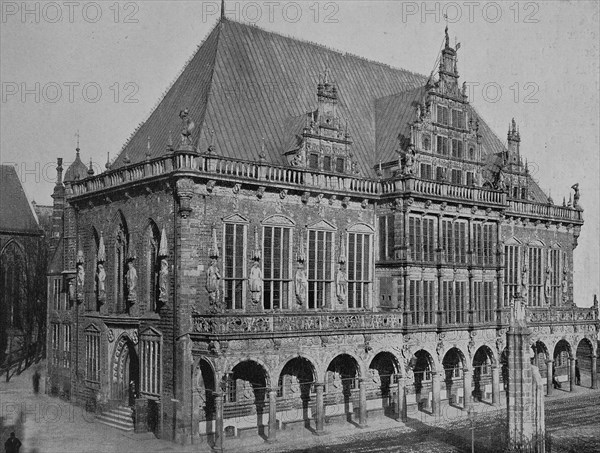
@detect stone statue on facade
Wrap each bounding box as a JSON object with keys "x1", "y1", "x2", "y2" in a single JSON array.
[
  {"x1": 157, "y1": 227, "x2": 169, "y2": 308},
  {"x1": 335, "y1": 263, "x2": 347, "y2": 304},
  {"x1": 179, "y1": 108, "x2": 195, "y2": 147},
  {"x1": 125, "y1": 260, "x2": 138, "y2": 303},
  {"x1": 158, "y1": 258, "x2": 169, "y2": 305},
  {"x1": 544, "y1": 263, "x2": 552, "y2": 303},
  {"x1": 571, "y1": 183, "x2": 581, "y2": 210},
  {"x1": 96, "y1": 263, "x2": 106, "y2": 305},
  {"x1": 561, "y1": 271, "x2": 568, "y2": 304},
  {"x1": 520, "y1": 260, "x2": 529, "y2": 299},
  {"x1": 295, "y1": 263, "x2": 308, "y2": 307},
  {"x1": 403, "y1": 148, "x2": 416, "y2": 175},
  {"x1": 206, "y1": 257, "x2": 221, "y2": 308},
  {"x1": 76, "y1": 250, "x2": 85, "y2": 303},
  {"x1": 96, "y1": 233, "x2": 106, "y2": 307},
  {"x1": 249, "y1": 260, "x2": 263, "y2": 304}
]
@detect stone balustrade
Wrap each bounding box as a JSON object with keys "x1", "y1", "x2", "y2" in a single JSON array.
[
  {"x1": 381, "y1": 177, "x2": 506, "y2": 206},
  {"x1": 191, "y1": 311, "x2": 402, "y2": 336},
  {"x1": 67, "y1": 154, "x2": 584, "y2": 224},
  {"x1": 69, "y1": 153, "x2": 381, "y2": 198},
  {"x1": 507, "y1": 200, "x2": 583, "y2": 224}
]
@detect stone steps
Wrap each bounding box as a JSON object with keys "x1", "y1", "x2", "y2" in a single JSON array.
[{"x1": 96, "y1": 405, "x2": 134, "y2": 432}]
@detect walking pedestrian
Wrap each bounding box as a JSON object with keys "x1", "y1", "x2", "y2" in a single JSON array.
[
  {"x1": 575, "y1": 361, "x2": 581, "y2": 385},
  {"x1": 32, "y1": 368, "x2": 41, "y2": 394},
  {"x1": 4, "y1": 432, "x2": 22, "y2": 453}
]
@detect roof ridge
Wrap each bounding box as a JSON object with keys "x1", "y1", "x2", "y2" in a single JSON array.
[
  {"x1": 193, "y1": 20, "x2": 225, "y2": 151},
  {"x1": 223, "y1": 17, "x2": 428, "y2": 82},
  {"x1": 111, "y1": 19, "x2": 222, "y2": 168}
]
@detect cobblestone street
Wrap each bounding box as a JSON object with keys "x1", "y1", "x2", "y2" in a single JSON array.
[{"x1": 1, "y1": 364, "x2": 599, "y2": 453}]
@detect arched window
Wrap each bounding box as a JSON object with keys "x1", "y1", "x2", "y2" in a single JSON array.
[
  {"x1": 262, "y1": 215, "x2": 294, "y2": 310},
  {"x1": 0, "y1": 241, "x2": 26, "y2": 330},
  {"x1": 346, "y1": 224, "x2": 374, "y2": 309},
  {"x1": 528, "y1": 241, "x2": 545, "y2": 307}
]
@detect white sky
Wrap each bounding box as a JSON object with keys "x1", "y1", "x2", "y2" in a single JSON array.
[{"x1": 1, "y1": 0, "x2": 598, "y2": 306}]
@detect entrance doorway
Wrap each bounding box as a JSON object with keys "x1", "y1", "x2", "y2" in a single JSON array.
[{"x1": 112, "y1": 337, "x2": 139, "y2": 406}]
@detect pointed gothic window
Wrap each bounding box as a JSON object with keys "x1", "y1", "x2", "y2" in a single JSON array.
[
  {"x1": 307, "y1": 227, "x2": 334, "y2": 309},
  {"x1": 504, "y1": 242, "x2": 520, "y2": 306},
  {"x1": 85, "y1": 325, "x2": 101, "y2": 382},
  {"x1": 378, "y1": 214, "x2": 395, "y2": 261},
  {"x1": 140, "y1": 328, "x2": 161, "y2": 397},
  {"x1": 263, "y1": 225, "x2": 291, "y2": 310},
  {"x1": 528, "y1": 246, "x2": 543, "y2": 307},
  {"x1": 224, "y1": 222, "x2": 246, "y2": 310}
]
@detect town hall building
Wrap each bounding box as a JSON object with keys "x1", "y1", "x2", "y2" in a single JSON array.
[{"x1": 46, "y1": 15, "x2": 598, "y2": 447}]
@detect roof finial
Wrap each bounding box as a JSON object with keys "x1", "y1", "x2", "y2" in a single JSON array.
[
  {"x1": 444, "y1": 21, "x2": 449, "y2": 48},
  {"x1": 105, "y1": 152, "x2": 110, "y2": 170},
  {"x1": 88, "y1": 157, "x2": 94, "y2": 176},
  {"x1": 221, "y1": 0, "x2": 225, "y2": 19},
  {"x1": 75, "y1": 130, "x2": 80, "y2": 153}
]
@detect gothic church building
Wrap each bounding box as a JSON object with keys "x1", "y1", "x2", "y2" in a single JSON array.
[{"x1": 47, "y1": 17, "x2": 598, "y2": 446}]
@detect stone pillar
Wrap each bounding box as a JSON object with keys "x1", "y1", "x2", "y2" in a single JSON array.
[
  {"x1": 396, "y1": 377, "x2": 407, "y2": 422},
  {"x1": 569, "y1": 357, "x2": 576, "y2": 392},
  {"x1": 545, "y1": 359, "x2": 554, "y2": 396},
  {"x1": 432, "y1": 371, "x2": 441, "y2": 418},
  {"x1": 506, "y1": 299, "x2": 545, "y2": 452},
  {"x1": 213, "y1": 391, "x2": 224, "y2": 453},
  {"x1": 591, "y1": 355, "x2": 598, "y2": 390},
  {"x1": 463, "y1": 368, "x2": 472, "y2": 409},
  {"x1": 491, "y1": 364, "x2": 501, "y2": 406},
  {"x1": 315, "y1": 383, "x2": 325, "y2": 433},
  {"x1": 358, "y1": 378, "x2": 368, "y2": 427},
  {"x1": 268, "y1": 389, "x2": 277, "y2": 442}
]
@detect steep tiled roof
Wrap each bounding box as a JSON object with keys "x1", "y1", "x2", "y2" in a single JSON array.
[
  {"x1": 375, "y1": 86, "x2": 428, "y2": 162},
  {"x1": 109, "y1": 18, "x2": 548, "y2": 201},
  {"x1": 111, "y1": 19, "x2": 426, "y2": 173},
  {"x1": 0, "y1": 165, "x2": 42, "y2": 235}
]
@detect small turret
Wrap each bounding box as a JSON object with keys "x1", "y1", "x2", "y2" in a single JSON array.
[{"x1": 508, "y1": 117, "x2": 520, "y2": 155}]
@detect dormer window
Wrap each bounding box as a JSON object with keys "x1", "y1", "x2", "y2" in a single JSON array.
[
  {"x1": 323, "y1": 156, "x2": 332, "y2": 171},
  {"x1": 422, "y1": 134, "x2": 431, "y2": 151},
  {"x1": 436, "y1": 136, "x2": 449, "y2": 155},
  {"x1": 469, "y1": 146, "x2": 475, "y2": 160},
  {"x1": 451, "y1": 109, "x2": 465, "y2": 129},
  {"x1": 451, "y1": 169, "x2": 462, "y2": 185},
  {"x1": 437, "y1": 105, "x2": 449, "y2": 125},
  {"x1": 335, "y1": 158, "x2": 345, "y2": 173},
  {"x1": 451, "y1": 139, "x2": 463, "y2": 159},
  {"x1": 420, "y1": 163, "x2": 432, "y2": 180},
  {"x1": 309, "y1": 154, "x2": 319, "y2": 169}
]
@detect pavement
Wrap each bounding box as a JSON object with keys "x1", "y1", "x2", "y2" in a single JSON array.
[{"x1": 1, "y1": 363, "x2": 599, "y2": 453}]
